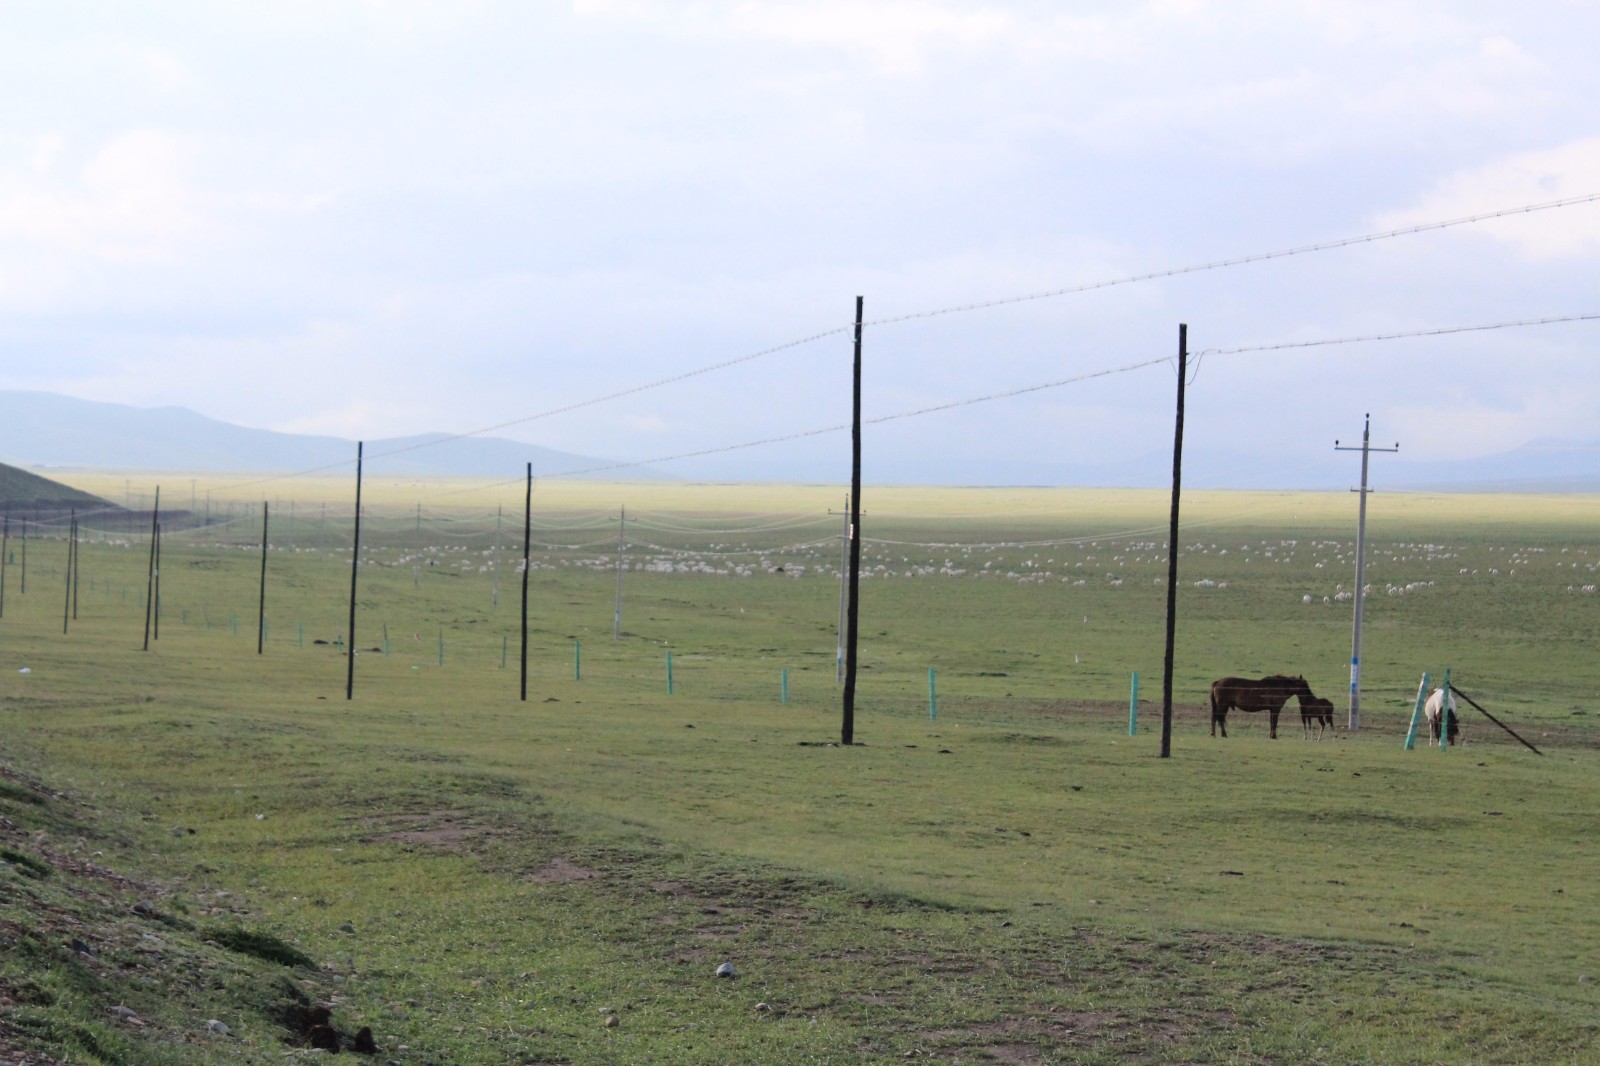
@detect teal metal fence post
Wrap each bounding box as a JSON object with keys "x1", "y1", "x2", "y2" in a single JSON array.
[
  {"x1": 1439, "y1": 669, "x2": 1452, "y2": 753},
  {"x1": 1404, "y1": 672, "x2": 1430, "y2": 750},
  {"x1": 575, "y1": 640, "x2": 581, "y2": 680},
  {"x1": 929, "y1": 667, "x2": 937, "y2": 721},
  {"x1": 297, "y1": 622, "x2": 304, "y2": 648},
  {"x1": 438, "y1": 628, "x2": 444, "y2": 667},
  {"x1": 501, "y1": 634, "x2": 508, "y2": 669},
  {"x1": 781, "y1": 668, "x2": 789, "y2": 705},
  {"x1": 666, "y1": 650, "x2": 674, "y2": 695},
  {"x1": 1129, "y1": 671, "x2": 1140, "y2": 735}
]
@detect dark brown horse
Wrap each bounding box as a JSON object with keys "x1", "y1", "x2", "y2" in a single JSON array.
[
  {"x1": 1298, "y1": 694, "x2": 1335, "y2": 739},
  {"x1": 1209, "y1": 675, "x2": 1314, "y2": 738}
]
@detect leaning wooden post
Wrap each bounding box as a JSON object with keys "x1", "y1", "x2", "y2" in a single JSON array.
[
  {"x1": 1160, "y1": 325, "x2": 1187, "y2": 759},
  {"x1": 1451, "y1": 686, "x2": 1543, "y2": 756}
]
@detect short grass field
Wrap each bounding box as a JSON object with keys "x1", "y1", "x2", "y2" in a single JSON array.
[{"x1": 1, "y1": 477, "x2": 1597, "y2": 1063}]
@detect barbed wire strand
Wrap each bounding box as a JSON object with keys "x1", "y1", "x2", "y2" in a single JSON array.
[
  {"x1": 1196, "y1": 312, "x2": 1600, "y2": 357},
  {"x1": 544, "y1": 310, "x2": 1598, "y2": 482},
  {"x1": 864, "y1": 193, "x2": 1600, "y2": 328},
  {"x1": 209, "y1": 193, "x2": 1600, "y2": 493}
]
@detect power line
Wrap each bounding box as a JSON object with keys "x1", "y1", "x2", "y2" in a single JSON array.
[
  {"x1": 537, "y1": 354, "x2": 1175, "y2": 478},
  {"x1": 208, "y1": 193, "x2": 1600, "y2": 493},
  {"x1": 1196, "y1": 312, "x2": 1600, "y2": 358},
  {"x1": 537, "y1": 309, "x2": 1596, "y2": 481},
  {"x1": 865, "y1": 193, "x2": 1600, "y2": 328}
]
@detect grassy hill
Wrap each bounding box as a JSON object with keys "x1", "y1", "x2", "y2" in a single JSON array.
[{"x1": 0, "y1": 462, "x2": 112, "y2": 514}]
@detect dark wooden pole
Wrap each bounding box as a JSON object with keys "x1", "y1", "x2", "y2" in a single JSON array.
[
  {"x1": 143, "y1": 488, "x2": 159, "y2": 650},
  {"x1": 153, "y1": 521, "x2": 161, "y2": 641},
  {"x1": 257, "y1": 502, "x2": 270, "y2": 654},
  {"x1": 62, "y1": 510, "x2": 74, "y2": 635},
  {"x1": 520, "y1": 463, "x2": 531, "y2": 702},
  {"x1": 346, "y1": 444, "x2": 363, "y2": 700},
  {"x1": 71, "y1": 515, "x2": 79, "y2": 620},
  {"x1": 1, "y1": 512, "x2": 9, "y2": 618},
  {"x1": 841, "y1": 295, "x2": 864, "y2": 746},
  {"x1": 1450, "y1": 686, "x2": 1544, "y2": 755},
  {"x1": 1160, "y1": 325, "x2": 1187, "y2": 759}
]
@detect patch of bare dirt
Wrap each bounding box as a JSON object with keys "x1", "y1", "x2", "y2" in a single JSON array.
[
  {"x1": 526, "y1": 857, "x2": 599, "y2": 884},
  {"x1": 363, "y1": 809, "x2": 490, "y2": 850}
]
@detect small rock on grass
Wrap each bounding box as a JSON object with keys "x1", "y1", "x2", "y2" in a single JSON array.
[{"x1": 715, "y1": 962, "x2": 736, "y2": 979}]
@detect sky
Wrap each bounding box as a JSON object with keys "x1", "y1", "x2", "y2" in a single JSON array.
[{"x1": 2, "y1": 1, "x2": 1597, "y2": 486}]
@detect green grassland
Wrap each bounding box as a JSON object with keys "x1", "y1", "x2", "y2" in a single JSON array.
[{"x1": 1, "y1": 479, "x2": 1597, "y2": 1063}]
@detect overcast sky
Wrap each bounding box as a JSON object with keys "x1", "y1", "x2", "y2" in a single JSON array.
[{"x1": 2, "y1": 1, "x2": 1597, "y2": 485}]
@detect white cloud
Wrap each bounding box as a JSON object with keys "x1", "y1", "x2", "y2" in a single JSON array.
[
  {"x1": 1375, "y1": 138, "x2": 1600, "y2": 260},
  {"x1": 575, "y1": 0, "x2": 1018, "y2": 75},
  {"x1": 623, "y1": 414, "x2": 671, "y2": 434},
  {"x1": 0, "y1": 130, "x2": 218, "y2": 264}
]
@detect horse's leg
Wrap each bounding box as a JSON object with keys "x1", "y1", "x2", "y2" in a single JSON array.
[{"x1": 1269, "y1": 706, "x2": 1279, "y2": 739}]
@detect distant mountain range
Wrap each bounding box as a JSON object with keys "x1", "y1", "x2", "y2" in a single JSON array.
[
  {"x1": 1, "y1": 390, "x2": 1597, "y2": 491},
  {"x1": 0, "y1": 391, "x2": 656, "y2": 480}
]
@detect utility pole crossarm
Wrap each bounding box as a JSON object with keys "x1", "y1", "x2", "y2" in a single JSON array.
[{"x1": 1334, "y1": 414, "x2": 1399, "y2": 732}]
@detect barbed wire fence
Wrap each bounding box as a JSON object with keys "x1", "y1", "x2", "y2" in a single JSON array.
[{"x1": 1, "y1": 192, "x2": 1596, "y2": 733}]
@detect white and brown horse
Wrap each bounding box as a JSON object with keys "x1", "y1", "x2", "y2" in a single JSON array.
[{"x1": 1423, "y1": 688, "x2": 1461, "y2": 746}]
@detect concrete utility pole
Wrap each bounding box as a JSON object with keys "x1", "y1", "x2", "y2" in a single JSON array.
[{"x1": 1335, "y1": 414, "x2": 1398, "y2": 731}]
